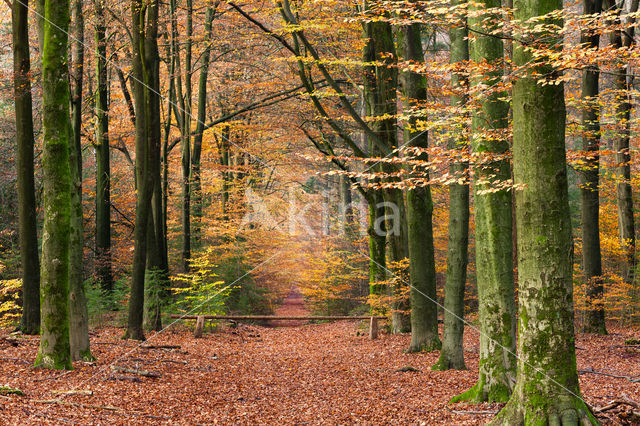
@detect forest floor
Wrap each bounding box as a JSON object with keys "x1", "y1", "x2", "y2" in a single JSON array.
[{"x1": 1, "y1": 295, "x2": 640, "y2": 424}]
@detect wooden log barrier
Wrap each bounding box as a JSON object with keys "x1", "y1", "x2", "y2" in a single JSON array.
[{"x1": 170, "y1": 314, "x2": 386, "y2": 339}]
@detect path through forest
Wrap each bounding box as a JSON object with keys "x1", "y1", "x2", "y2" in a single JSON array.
[
  {"x1": 1, "y1": 321, "x2": 640, "y2": 423},
  {"x1": 269, "y1": 287, "x2": 309, "y2": 327}
]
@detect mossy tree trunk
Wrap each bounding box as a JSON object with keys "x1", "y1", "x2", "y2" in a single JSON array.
[
  {"x1": 453, "y1": 0, "x2": 516, "y2": 402},
  {"x1": 580, "y1": 0, "x2": 607, "y2": 335},
  {"x1": 12, "y1": 0, "x2": 41, "y2": 335},
  {"x1": 34, "y1": 0, "x2": 73, "y2": 370},
  {"x1": 433, "y1": 2, "x2": 470, "y2": 370},
  {"x1": 94, "y1": 0, "x2": 113, "y2": 298},
  {"x1": 399, "y1": 23, "x2": 440, "y2": 352},
  {"x1": 491, "y1": 0, "x2": 597, "y2": 422},
  {"x1": 69, "y1": 0, "x2": 93, "y2": 361}
]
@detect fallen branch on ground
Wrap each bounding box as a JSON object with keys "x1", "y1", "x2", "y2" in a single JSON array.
[
  {"x1": 140, "y1": 345, "x2": 181, "y2": 350},
  {"x1": 446, "y1": 407, "x2": 499, "y2": 415},
  {"x1": 578, "y1": 367, "x2": 640, "y2": 382},
  {"x1": 595, "y1": 396, "x2": 640, "y2": 413},
  {"x1": 51, "y1": 390, "x2": 93, "y2": 396},
  {"x1": 110, "y1": 365, "x2": 161, "y2": 378}
]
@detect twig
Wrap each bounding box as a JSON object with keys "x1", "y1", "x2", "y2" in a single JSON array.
[
  {"x1": 140, "y1": 345, "x2": 181, "y2": 350},
  {"x1": 33, "y1": 399, "x2": 119, "y2": 411},
  {"x1": 595, "y1": 397, "x2": 640, "y2": 413},
  {"x1": 446, "y1": 406, "x2": 499, "y2": 415},
  {"x1": 578, "y1": 367, "x2": 640, "y2": 382},
  {"x1": 161, "y1": 359, "x2": 188, "y2": 365},
  {"x1": 106, "y1": 375, "x2": 142, "y2": 383},
  {"x1": 32, "y1": 370, "x2": 73, "y2": 382},
  {"x1": 51, "y1": 389, "x2": 93, "y2": 396},
  {"x1": 110, "y1": 365, "x2": 161, "y2": 378}
]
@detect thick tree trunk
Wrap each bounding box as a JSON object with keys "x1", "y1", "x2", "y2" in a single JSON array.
[
  {"x1": 69, "y1": 0, "x2": 92, "y2": 361},
  {"x1": 368, "y1": 191, "x2": 387, "y2": 296},
  {"x1": 94, "y1": 0, "x2": 113, "y2": 297},
  {"x1": 34, "y1": 0, "x2": 73, "y2": 369},
  {"x1": 453, "y1": 0, "x2": 516, "y2": 402},
  {"x1": 580, "y1": 0, "x2": 607, "y2": 335},
  {"x1": 491, "y1": 0, "x2": 597, "y2": 422},
  {"x1": 399, "y1": 23, "x2": 440, "y2": 352},
  {"x1": 433, "y1": 5, "x2": 470, "y2": 370},
  {"x1": 12, "y1": 0, "x2": 41, "y2": 335}
]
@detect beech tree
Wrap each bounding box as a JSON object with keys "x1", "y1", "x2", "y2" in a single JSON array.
[
  {"x1": 12, "y1": 0, "x2": 41, "y2": 335},
  {"x1": 492, "y1": 0, "x2": 597, "y2": 421},
  {"x1": 34, "y1": 0, "x2": 73, "y2": 370},
  {"x1": 433, "y1": 0, "x2": 470, "y2": 371},
  {"x1": 453, "y1": 0, "x2": 516, "y2": 402},
  {"x1": 69, "y1": 0, "x2": 92, "y2": 360}
]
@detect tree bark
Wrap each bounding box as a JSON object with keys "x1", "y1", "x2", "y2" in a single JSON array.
[
  {"x1": 191, "y1": 6, "x2": 215, "y2": 243},
  {"x1": 69, "y1": 0, "x2": 93, "y2": 361},
  {"x1": 453, "y1": 0, "x2": 516, "y2": 402},
  {"x1": 608, "y1": 0, "x2": 638, "y2": 318},
  {"x1": 34, "y1": 0, "x2": 73, "y2": 369},
  {"x1": 125, "y1": 0, "x2": 160, "y2": 341},
  {"x1": 433, "y1": 3, "x2": 470, "y2": 370},
  {"x1": 491, "y1": 0, "x2": 597, "y2": 422},
  {"x1": 94, "y1": 0, "x2": 113, "y2": 298},
  {"x1": 12, "y1": 0, "x2": 41, "y2": 335},
  {"x1": 399, "y1": 23, "x2": 441, "y2": 352},
  {"x1": 580, "y1": 0, "x2": 607, "y2": 335}
]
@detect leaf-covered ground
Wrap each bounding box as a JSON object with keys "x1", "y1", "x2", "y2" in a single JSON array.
[{"x1": 1, "y1": 300, "x2": 640, "y2": 424}]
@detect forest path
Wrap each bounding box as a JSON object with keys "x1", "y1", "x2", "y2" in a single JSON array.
[
  {"x1": 0, "y1": 324, "x2": 638, "y2": 423},
  {"x1": 270, "y1": 287, "x2": 310, "y2": 327}
]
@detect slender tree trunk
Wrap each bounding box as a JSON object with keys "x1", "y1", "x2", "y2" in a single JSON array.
[
  {"x1": 367, "y1": 191, "x2": 387, "y2": 295},
  {"x1": 220, "y1": 125, "x2": 231, "y2": 217},
  {"x1": 339, "y1": 174, "x2": 357, "y2": 238},
  {"x1": 191, "y1": 6, "x2": 215, "y2": 244},
  {"x1": 609, "y1": 0, "x2": 638, "y2": 318},
  {"x1": 433, "y1": 3, "x2": 470, "y2": 370},
  {"x1": 453, "y1": 0, "x2": 516, "y2": 402},
  {"x1": 399, "y1": 23, "x2": 440, "y2": 352},
  {"x1": 125, "y1": 0, "x2": 160, "y2": 341},
  {"x1": 34, "y1": 0, "x2": 73, "y2": 369},
  {"x1": 179, "y1": 0, "x2": 194, "y2": 271},
  {"x1": 363, "y1": 18, "x2": 410, "y2": 333},
  {"x1": 580, "y1": 0, "x2": 607, "y2": 334},
  {"x1": 69, "y1": 0, "x2": 92, "y2": 361},
  {"x1": 492, "y1": 1, "x2": 596, "y2": 422},
  {"x1": 94, "y1": 0, "x2": 113, "y2": 297},
  {"x1": 12, "y1": 0, "x2": 41, "y2": 335}
]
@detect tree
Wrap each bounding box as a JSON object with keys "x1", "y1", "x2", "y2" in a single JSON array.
[
  {"x1": 399, "y1": 22, "x2": 440, "y2": 352},
  {"x1": 453, "y1": 0, "x2": 516, "y2": 402},
  {"x1": 491, "y1": 0, "x2": 597, "y2": 422},
  {"x1": 125, "y1": 0, "x2": 160, "y2": 340},
  {"x1": 580, "y1": 0, "x2": 607, "y2": 335},
  {"x1": 69, "y1": 0, "x2": 92, "y2": 361},
  {"x1": 94, "y1": 0, "x2": 113, "y2": 297},
  {"x1": 433, "y1": 0, "x2": 470, "y2": 370},
  {"x1": 12, "y1": 0, "x2": 41, "y2": 335},
  {"x1": 34, "y1": 0, "x2": 73, "y2": 370}
]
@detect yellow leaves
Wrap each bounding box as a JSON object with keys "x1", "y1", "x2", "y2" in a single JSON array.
[{"x1": 0, "y1": 277, "x2": 21, "y2": 329}]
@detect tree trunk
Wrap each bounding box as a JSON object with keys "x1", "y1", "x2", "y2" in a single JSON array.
[
  {"x1": 68, "y1": 0, "x2": 93, "y2": 361},
  {"x1": 220, "y1": 125, "x2": 231, "y2": 217},
  {"x1": 580, "y1": 0, "x2": 607, "y2": 335},
  {"x1": 94, "y1": 0, "x2": 113, "y2": 298},
  {"x1": 338, "y1": 174, "x2": 357, "y2": 238},
  {"x1": 125, "y1": 0, "x2": 160, "y2": 341},
  {"x1": 491, "y1": 0, "x2": 597, "y2": 422},
  {"x1": 34, "y1": 0, "x2": 73, "y2": 369},
  {"x1": 399, "y1": 23, "x2": 440, "y2": 352},
  {"x1": 363, "y1": 19, "x2": 410, "y2": 333},
  {"x1": 433, "y1": 4, "x2": 470, "y2": 370},
  {"x1": 12, "y1": 0, "x2": 41, "y2": 335},
  {"x1": 453, "y1": 0, "x2": 516, "y2": 402},
  {"x1": 179, "y1": 0, "x2": 194, "y2": 272},
  {"x1": 192, "y1": 6, "x2": 215, "y2": 243},
  {"x1": 608, "y1": 0, "x2": 638, "y2": 319}
]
